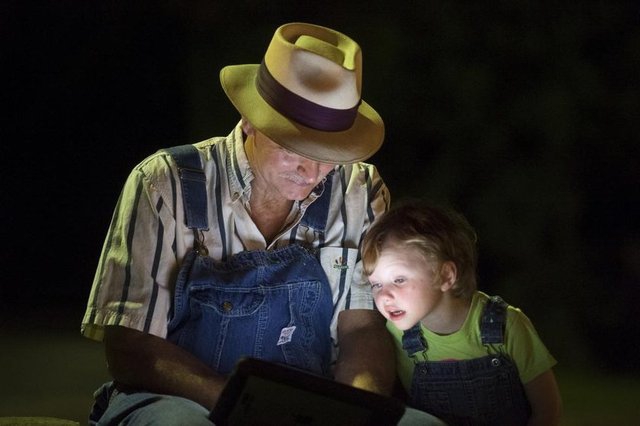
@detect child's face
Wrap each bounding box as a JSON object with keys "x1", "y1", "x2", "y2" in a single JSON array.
[{"x1": 368, "y1": 241, "x2": 446, "y2": 331}]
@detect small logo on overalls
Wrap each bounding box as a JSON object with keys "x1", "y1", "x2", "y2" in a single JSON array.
[
  {"x1": 333, "y1": 256, "x2": 349, "y2": 270},
  {"x1": 277, "y1": 326, "x2": 296, "y2": 345}
]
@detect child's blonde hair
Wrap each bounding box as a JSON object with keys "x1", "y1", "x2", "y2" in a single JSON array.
[{"x1": 362, "y1": 200, "x2": 478, "y2": 299}]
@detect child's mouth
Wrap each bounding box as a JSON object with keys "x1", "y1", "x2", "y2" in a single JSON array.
[{"x1": 388, "y1": 309, "x2": 405, "y2": 319}]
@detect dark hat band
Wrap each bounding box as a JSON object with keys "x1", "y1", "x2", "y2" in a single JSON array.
[{"x1": 257, "y1": 60, "x2": 360, "y2": 132}]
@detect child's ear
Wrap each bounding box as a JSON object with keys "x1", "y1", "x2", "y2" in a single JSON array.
[{"x1": 440, "y1": 261, "x2": 457, "y2": 292}]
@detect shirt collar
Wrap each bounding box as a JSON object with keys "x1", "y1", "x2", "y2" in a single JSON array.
[{"x1": 226, "y1": 122, "x2": 253, "y2": 205}]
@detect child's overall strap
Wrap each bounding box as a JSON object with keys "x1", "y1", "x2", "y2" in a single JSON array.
[
  {"x1": 480, "y1": 295, "x2": 508, "y2": 345},
  {"x1": 164, "y1": 144, "x2": 209, "y2": 231},
  {"x1": 402, "y1": 323, "x2": 428, "y2": 360}
]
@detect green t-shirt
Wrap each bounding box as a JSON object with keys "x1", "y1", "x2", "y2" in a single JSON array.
[{"x1": 387, "y1": 291, "x2": 557, "y2": 393}]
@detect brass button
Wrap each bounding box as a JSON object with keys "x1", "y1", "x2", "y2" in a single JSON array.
[{"x1": 222, "y1": 301, "x2": 233, "y2": 312}]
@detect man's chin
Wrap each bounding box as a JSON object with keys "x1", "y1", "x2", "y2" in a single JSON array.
[{"x1": 283, "y1": 189, "x2": 315, "y2": 201}]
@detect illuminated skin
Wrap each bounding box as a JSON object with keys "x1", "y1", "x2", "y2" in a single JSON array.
[{"x1": 368, "y1": 238, "x2": 466, "y2": 334}]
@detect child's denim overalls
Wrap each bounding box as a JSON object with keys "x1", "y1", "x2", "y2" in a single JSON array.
[{"x1": 401, "y1": 296, "x2": 531, "y2": 426}]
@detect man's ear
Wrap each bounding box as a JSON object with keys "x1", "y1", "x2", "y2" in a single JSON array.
[
  {"x1": 241, "y1": 117, "x2": 255, "y2": 135},
  {"x1": 440, "y1": 261, "x2": 458, "y2": 291}
]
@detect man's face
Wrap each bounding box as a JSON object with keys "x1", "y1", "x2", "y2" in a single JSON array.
[{"x1": 250, "y1": 131, "x2": 336, "y2": 201}]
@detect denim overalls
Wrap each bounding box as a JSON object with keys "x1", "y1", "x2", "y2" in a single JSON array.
[
  {"x1": 89, "y1": 144, "x2": 334, "y2": 424},
  {"x1": 166, "y1": 143, "x2": 334, "y2": 376},
  {"x1": 401, "y1": 296, "x2": 531, "y2": 426}
]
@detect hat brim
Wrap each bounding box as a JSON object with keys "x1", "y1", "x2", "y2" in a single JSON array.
[{"x1": 220, "y1": 64, "x2": 384, "y2": 164}]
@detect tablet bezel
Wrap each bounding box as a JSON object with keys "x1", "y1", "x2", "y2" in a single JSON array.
[{"x1": 209, "y1": 357, "x2": 406, "y2": 426}]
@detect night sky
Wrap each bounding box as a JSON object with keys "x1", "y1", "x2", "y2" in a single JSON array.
[{"x1": 3, "y1": 0, "x2": 639, "y2": 377}]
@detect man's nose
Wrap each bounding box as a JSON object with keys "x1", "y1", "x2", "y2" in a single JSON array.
[{"x1": 297, "y1": 160, "x2": 321, "y2": 183}]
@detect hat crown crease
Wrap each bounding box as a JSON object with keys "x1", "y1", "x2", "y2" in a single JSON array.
[{"x1": 294, "y1": 35, "x2": 345, "y2": 66}]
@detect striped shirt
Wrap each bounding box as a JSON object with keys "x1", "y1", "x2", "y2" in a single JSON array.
[{"x1": 81, "y1": 122, "x2": 391, "y2": 353}]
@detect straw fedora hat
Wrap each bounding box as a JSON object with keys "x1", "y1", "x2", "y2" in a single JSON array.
[{"x1": 220, "y1": 22, "x2": 384, "y2": 164}]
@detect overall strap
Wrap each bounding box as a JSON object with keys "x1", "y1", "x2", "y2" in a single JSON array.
[
  {"x1": 402, "y1": 323, "x2": 428, "y2": 359},
  {"x1": 164, "y1": 144, "x2": 209, "y2": 231},
  {"x1": 300, "y1": 169, "x2": 334, "y2": 232},
  {"x1": 480, "y1": 295, "x2": 508, "y2": 345}
]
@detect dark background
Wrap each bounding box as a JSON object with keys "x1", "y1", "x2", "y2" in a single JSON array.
[{"x1": 2, "y1": 0, "x2": 639, "y2": 421}]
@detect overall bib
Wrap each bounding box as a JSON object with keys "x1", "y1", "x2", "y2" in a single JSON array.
[
  {"x1": 401, "y1": 296, "x2": 531, "y2": 426},
  {"x1": 166, "y1": 240, "x2": 333, "y2": 376}
]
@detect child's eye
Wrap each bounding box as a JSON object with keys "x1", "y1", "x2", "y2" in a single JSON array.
[
  {"x1": 370, "y1": 282, "x2": 382, "y2": 290},
  {"x1": 393, "y1": 277, "x2": 406, "y2": 285}
]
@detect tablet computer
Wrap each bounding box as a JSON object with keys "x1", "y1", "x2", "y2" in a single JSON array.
[{"x1": 209, "y1": 357, "x2": 406, "y2": 426}]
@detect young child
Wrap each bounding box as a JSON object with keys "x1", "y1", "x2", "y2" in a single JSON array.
[{"x1": 361, "y1": 201, "x2": 562, "y2": 426}]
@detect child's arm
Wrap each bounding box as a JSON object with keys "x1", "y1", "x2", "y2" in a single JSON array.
[{"x1": 524, "y1": 369, "x2": 562, "y2": 426}]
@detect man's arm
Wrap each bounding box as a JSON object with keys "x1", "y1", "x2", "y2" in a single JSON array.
[
  {"x1": 104, "y1": 325, "x2": 228, "y2": 410},
  {"x1": 332, "y1": 309, "x2": 396, "y2": 396}
]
